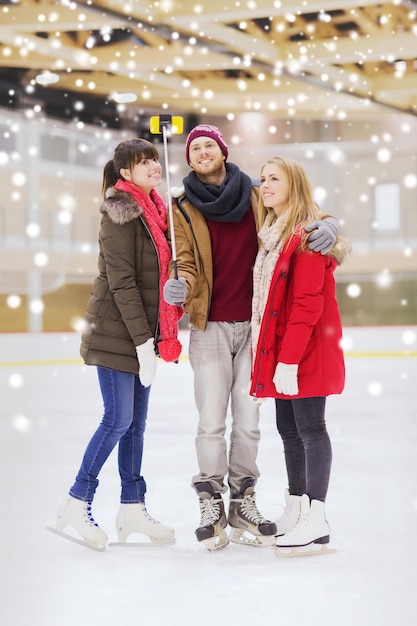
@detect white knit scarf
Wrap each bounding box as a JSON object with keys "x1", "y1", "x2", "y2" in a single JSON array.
[{"x1": 251, "y1": 210, "x2": 290, "y2": 359}]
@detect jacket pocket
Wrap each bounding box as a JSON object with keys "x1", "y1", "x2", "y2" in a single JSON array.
[
  {"x1": 275, "y1": 325, "x2": 317, "y2": 375},
  {"x1": 298, "y1": 329, "x2": 317, "y2": 376}
]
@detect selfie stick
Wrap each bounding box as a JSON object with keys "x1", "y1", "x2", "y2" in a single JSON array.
[
  {"x1": 150, "y1": 114, "x2": 183, "y2": 280},
  {"x1": 161, "y1": 122, "x2": 177, "y2": 279}
]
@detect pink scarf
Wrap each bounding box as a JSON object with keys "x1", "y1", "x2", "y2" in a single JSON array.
[{"x1": 115, "y1": 179, "x2": 182, "y2": 362}]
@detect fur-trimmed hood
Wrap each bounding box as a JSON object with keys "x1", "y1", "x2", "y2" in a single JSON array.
[
  {"x1": 100, "y1": 187, "x2": 143, "y2": 225},
  {"x1": 330, "y1": 235, "x2": 352, "y2": 266},
  {"x1": 170, "y1": 185, "x2": 185, "y2": 199}
]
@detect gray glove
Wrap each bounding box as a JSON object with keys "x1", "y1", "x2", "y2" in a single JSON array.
[
  {"x1": 136, "y1": 338, "x2": 157, "y2": 387},
  {"x1": 305, "y1": 217, "x2": 339, "y2": 255},
  {"x1": 163, "y1": 277, "x2": 187, "y2": 305}
]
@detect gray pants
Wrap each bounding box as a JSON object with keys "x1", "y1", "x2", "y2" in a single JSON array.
[{"x1": 189, "y1": 321, "x2": 260, "y2": 495}]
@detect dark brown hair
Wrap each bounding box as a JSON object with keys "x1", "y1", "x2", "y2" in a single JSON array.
[{"x1": 102, "y1": 138, "x2": 160, "y2": 197}]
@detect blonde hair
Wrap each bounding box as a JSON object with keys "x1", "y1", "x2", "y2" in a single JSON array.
[{"x1": 258, "y1": 156, "x2": 326, "y2": 249}]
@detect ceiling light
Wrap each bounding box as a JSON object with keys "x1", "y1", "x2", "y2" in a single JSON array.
[
  {"x1": 35, "y1": 72, "x2": 59, "y2": 85},
  {"x1": 112, "y1": 93, "x2": 137, "y2": 103}
]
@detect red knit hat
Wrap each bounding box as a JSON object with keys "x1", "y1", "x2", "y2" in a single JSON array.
[{"x1": 185, "y1": 124, "x2": 229, "y2": 162}]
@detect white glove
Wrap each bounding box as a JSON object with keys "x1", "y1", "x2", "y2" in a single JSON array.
[
  {"x1": 163, "y1": 277, "x2": 187, "y2": 305},
  {"x1": 305, "y1": 217, "x2": 339, "y2": 255},
  {"x1": 273, "y1": 363, "x2": 299, "y2": 396},
  {"x1": 136, "y1": 338, "x2": 157, "y2": 387}
]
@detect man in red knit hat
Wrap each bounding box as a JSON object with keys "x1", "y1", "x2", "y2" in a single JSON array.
[{"x1": 164, "y1": 124, "x2": 339, "y2": 551}]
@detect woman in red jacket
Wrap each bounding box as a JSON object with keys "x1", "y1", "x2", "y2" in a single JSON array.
[{"x1": 249, "y1": 156, "x2": 350, "y2": 557}]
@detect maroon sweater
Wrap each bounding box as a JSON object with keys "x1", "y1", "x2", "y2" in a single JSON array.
[{"x1": 206, "y1": 208, "x2": 258, "y2": 322}]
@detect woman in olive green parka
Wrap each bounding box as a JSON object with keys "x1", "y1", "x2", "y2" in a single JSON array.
[
  {"x1": 80, "y1": 185, "x2": 161, "y2": 374},
  {"x1": 56, "y1": 138, "x2": 181, "y2": 551}
]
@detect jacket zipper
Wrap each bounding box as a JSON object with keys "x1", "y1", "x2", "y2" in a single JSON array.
[
  {"x1": 252, "y1": 273, "x2": 282, "y2": 397},
  {"x1": 140, "y1": 215, "x2": 161, "y2": 341}
]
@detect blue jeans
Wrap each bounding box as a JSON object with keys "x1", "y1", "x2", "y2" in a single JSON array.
[
  {"x1": 189, "y1": 321, "x2": 260, "y2": 495},
  {"x1": 69, "y1": 366, "x2": 150, "y2": 504},
  {"x1": 275, "y1": 396, "x2": 332, "y2": 502}
]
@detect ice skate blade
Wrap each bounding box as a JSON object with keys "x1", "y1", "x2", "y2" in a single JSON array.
[
  {"x1": 275, "y1": 543, "x2": 336, "y2": 558},
  {"x1": 201, "y1": 530, "x2": 229, "y2": 552},
  {"x1": 229, "y1": 527, "x2": 275, "y2": 548},
  {"x1": 109, "y1": 538, "x2": 176, "y2": 548},
  {"x1": 46, "y1": 526, "x2": 107, "y2": 552}
]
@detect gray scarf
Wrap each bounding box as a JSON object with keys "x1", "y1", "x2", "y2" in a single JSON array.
[{"x1": 183, "y1": 162, "x2": 253, "y2": 222}]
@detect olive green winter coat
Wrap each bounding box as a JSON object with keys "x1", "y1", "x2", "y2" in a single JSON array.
[{"x1": 80, "y1": 187, "x2": 160, "y2": 375}]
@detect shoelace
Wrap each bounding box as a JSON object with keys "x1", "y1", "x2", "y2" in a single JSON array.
[
  {"x1": 280, "y1": 507, "x2": 292, "y2": 521},
  {"x1": 142, "y1": 505, "x2": 160, "y2": 525},
  {"x1": 85, "y1": 503, "x2": 99, "y2": 527},
  {"x1": 199, "y1": 497, "x2": 222, "y2": 526},
  {"x1": 285, "y1": 509, "x2": 310, "y2": 537},
  {"x1": 232, "y1": 493, "x2": 266, "y2": 524}
]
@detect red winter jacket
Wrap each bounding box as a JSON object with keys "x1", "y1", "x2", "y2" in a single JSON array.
[{"x1": 249, "y1": 235, "x2": 345, "y2": 400}]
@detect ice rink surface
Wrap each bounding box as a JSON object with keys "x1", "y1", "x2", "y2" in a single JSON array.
[{"x1": 0, "y1": 327, "x2": 416, "y2": 626}]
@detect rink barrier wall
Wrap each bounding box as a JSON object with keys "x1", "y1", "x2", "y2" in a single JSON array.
[{"x1": 0, "y1": 327, "x2": 416, "y2": 367}]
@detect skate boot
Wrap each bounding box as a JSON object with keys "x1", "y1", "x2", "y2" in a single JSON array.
[
  {"x1": 275, "y1": 494, "x2": 335, "y2": 557},
  {"x1": 195, "y1": 482, "x2": 229, "y2": 551},
  {"x1": 275, "y1": 489, "x2": 302, "y2": 536},
  {"x1": 228, "y1": 478, "x2": 277, "y2": 547},
  {"x1": 56, "y1": 496, "x2": 108, "y2": 550},
  {"x1": 116, "y1": 503, "x2": 175, "y2": 545}
]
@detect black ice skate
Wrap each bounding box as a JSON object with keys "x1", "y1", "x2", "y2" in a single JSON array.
[
  {"x1": 228, "y1": 478, "x2": 277, "y2": 547},
  {"x1": 195, "y1": 482, "x2": 229, "y2": 551}
]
